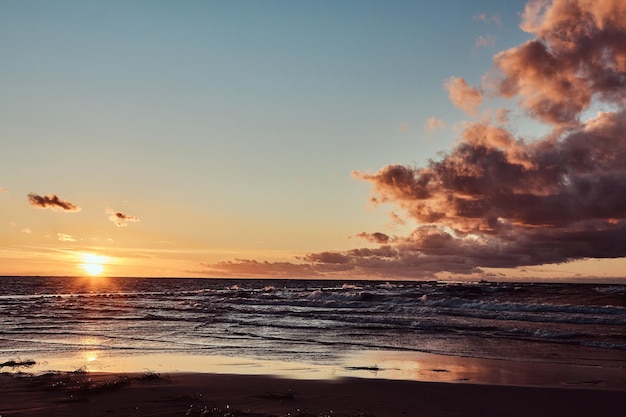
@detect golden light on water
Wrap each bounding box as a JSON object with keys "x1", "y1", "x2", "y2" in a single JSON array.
[{"x1": 79, "y1": 253, "x2": 107, "y2": 276}]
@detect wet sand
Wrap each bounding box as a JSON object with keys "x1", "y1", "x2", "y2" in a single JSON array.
[{"x1": 1, "y1": 371, "x2": 625, "y2": 417}]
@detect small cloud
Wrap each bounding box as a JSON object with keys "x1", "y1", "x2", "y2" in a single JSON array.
[
  {"x1": 473, "y1": 13, "x2": 501, "y2": 26},
  {"x1": 473, "y1": 13, "x2": 488, "y2": 22},
  {"x1": 57, "y1": 233, "x2": 76, "y2": 242},
  {"x1": 356, "y1": 232, "x2": 390, "y2": 244},
  {"x1": 1, "y1": 188, "x2": 8, "y2": 193},
  {"x1": 9, "y1": 222, "x2": 17, "y2": 228},
  {"x1": 495, "y1": 108, "x2": 511, "y2": 124},
  {"x1": 425, "y1": 117, "x2": 446, "y2": 133},
  {"x1": 389, "y1": 211, "x2": 406, "y2": 225},
  {"x1": 444, "y1": 77, "x2": 483, "y2": 115},
  {"x1": 475, "y1": 34, "x2": 496, "y2": 48},
  {"x1": 27, "y1": 193, "x2": 81, "y2": 212},
  {"x1": 399, "y1": 121, "x2": 409, "y2": 132},
  {"x1": 21, "y1": 228, "x2": 32, "y2": 234},
  {"x1": 106, "y1": 208, "x2": 140, "y2": 227}
]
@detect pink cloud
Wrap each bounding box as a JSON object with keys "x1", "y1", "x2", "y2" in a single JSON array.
[
  {"x1": 444, "y1": 77, "x2": 483, "y2": 115},
  {"x1": 425, "y1": 117, "x2": 445, "y2": 133},
  {"x1": 492, "y1": 0, "x2": 626, "y2": 126},
  {"x1": 473, "y1": 13, "x2": 501, "y2": 26},
  {"x1": 475, "y1": 35, "x2": 496, "y2": 48}
]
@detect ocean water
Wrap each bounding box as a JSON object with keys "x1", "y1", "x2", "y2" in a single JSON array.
[{"x1": 1, "y1": 277, "x2": 625, "y2": 382}]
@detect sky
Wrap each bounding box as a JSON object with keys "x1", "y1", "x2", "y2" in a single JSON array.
[{"x1": 2, "y1": 0, "x2": 626, "y2": 282}]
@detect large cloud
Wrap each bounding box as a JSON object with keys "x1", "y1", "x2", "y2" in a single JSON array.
[
  {"x1": 27, "y1": 193, "x2": 81, "y2": 212},
  {"x1": 356, "y1": 110, "x2": 626, "y2": 232},
  {"x1": 492, "y1": 0, "x2": 626, "y2": 126},
  {"x1": 202, "y1": 0, "x2": 626, "y2": 280}
]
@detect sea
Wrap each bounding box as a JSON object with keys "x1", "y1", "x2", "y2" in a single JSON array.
[{"x1": 1, "y1": 277, "x2": 625, "y2": 386}]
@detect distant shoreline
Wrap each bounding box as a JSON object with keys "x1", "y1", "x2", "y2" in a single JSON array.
[{"x1": 2, "y1": 275, "x2": 626, "y2": 284}]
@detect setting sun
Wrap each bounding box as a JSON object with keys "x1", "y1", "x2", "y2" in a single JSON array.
[{"x1": 80, "y1": 253, "x2": 107, "y2": 276}]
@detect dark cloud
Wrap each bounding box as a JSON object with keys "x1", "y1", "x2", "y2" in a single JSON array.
[
  {"x1": 303, "y1": 251, "x2": 352, "y2": 264},
  {"x1": 356, "y1": 110, "x2": 626, "y2": 232},
  {"x1": 356, "y1": 232, "x2": 390, "y2": 244},
  {"x1": 106, "y1": 208, "x2": 140, "y2": 227},
  {"x1": 199, "y1": 259, "x2": 319, "y2": 278},
  {"x1": 27, "y1": 193, "x2": 81, "y2": 212}
]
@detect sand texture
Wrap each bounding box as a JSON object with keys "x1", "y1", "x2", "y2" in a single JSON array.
[{"x1": 1, "y1": 371, "x2": 625, "y2": 417}]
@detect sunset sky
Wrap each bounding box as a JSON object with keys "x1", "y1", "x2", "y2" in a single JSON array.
[{"x1": 2, "y1": 0, "x2": 626, "y2": 281}]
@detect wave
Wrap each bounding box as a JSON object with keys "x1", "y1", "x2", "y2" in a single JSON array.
[{"x1": 3, "y1": 277, "x2": 626, "y2": 367}]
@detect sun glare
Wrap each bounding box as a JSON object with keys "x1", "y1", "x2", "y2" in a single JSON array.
[{"x1": 80, "y1": 253, "x2": 107, "y2": 276}]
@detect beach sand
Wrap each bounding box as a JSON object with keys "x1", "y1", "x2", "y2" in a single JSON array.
[{"x1": 1, "y1": 371, "x2": 625, "y2": 417}]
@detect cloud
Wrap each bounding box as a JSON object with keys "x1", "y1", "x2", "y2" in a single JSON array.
[
  {"x1": 57, "y1": 233, "x2": 76, "y2": 242},
  {"x1": 201, "y1": 0, "x2": 626, "y2": 280},
  {"x1": 444, "y1": 77, "x2": 483, "y2": 115},
  {"x1": 353, "y1": 78, "x2": 626, "y2": 276},
  {"x1": 475, "y1": 35, "x2": 496, "y2": 48},
  {"x1": 473, "y1": 13, "x2": 502, "y2": 26},
  {"x1": 425, "y1": 117, "x2": 445, "y2": 133},
  {"x1": 199, "y1": 259, "x2": 319, "y2": 278},
  {"x1": 27, "y1": 193, "x2": 81, "y2": 212},
  {"x1": 491, "y1": 0, "x2": 626, "y2": 126},
  {"x1": 106, "y1": 208, "x2": 140, "y2": 227},
  {"x1": 21, "y1": 228, "x2": 32, "y2": 234},
  {"x1": 356, "y1": 232, "x2": 390, "y2": 244},
  {"x1": 1, "y1": 188, "x2": 8, "y2": 193},
  {"x1": 389, "y1": 211, "x2": 406, "y2": 225}
]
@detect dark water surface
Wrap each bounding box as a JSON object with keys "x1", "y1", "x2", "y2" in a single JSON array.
[{"x1": 1, "y1": 277, "x2": 625, "y2": 380}]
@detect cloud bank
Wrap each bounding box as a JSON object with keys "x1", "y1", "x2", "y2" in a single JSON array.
[
  {"x1": 203, "y1": 0, "x2": 626, "y2": 279},
  {"x1": 27, "y1": 193, "x2": 81, "y2": 212}
]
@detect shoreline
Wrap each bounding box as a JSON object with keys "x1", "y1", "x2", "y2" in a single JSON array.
[
  {"x1": 1, "y1": 370, "x2": 625, "y2": 417},
  {"x1": 4, "y1": 348, "x2": 625, "y2": 389}
]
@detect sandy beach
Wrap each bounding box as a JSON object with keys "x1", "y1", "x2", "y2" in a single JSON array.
[{"x1": 1, "y1": 370, "x2": 625, "y2": 417}]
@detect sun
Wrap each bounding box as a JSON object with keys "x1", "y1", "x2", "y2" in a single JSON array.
[{"x1": 80, "y1": 253, "x2": 107, "y2": 276}]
